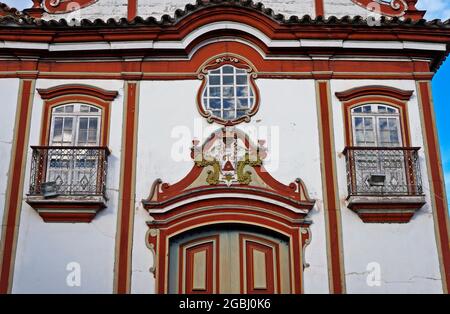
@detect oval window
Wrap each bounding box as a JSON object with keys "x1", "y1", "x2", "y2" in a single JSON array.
[{"x1": 197, "y1": 59, "x2": 259, "y2": 125}]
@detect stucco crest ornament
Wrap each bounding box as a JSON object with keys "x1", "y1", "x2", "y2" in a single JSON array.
[
  {"x1": 192, "y1": 127, "x2": 266, "y2": 186},
  {"x1": 351, "y1": 0, "x2": 408, "y2": 17},
  {"x1": 43, "y1": 0, "x2": 98, "y2": 14}
]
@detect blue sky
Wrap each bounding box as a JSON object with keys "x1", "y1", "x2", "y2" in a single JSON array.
[{"x1": 5, "y1": 0, "x2": 450, "y2": 205}]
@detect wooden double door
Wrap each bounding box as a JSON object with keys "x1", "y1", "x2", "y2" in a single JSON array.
[{"x1": 168, "y1": 226, "x2": 292, "y2": 294}]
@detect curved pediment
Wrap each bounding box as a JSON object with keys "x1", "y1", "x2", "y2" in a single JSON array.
[{"x1": 142, "y1": 127, "x2": 315, "y2": 215}]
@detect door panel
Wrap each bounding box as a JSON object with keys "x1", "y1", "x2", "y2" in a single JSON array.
[
  {"x1": 242, "y1": 239, "x2": 276, "y2": 294},
  {"x1": 169, "y1": 226, "x2": 291, "y2": 294},
  {"x1": 177, "y1": 236, "x2": 219, "y2": 294}
]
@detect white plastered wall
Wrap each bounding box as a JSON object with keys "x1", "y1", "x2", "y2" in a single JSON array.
[
  {"x1": 131, "y1": 78, "x2": 330, "y2": 293},
  {"x1": 11, "y1": 79, "x2": 125, "y2": 293},
  {"x1": 330, "y1": 79, "x2": 443, "y2": 294},
  {"x1": 40, "y1": 0, "x2": 377, "y2": 21}
]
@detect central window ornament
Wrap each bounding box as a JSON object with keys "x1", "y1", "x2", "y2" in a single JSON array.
[{"x1": 197, "y1": 56, "x2": 259, "y2": 125}]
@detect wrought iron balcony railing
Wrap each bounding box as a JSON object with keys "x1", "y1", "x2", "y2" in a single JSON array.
[
  {"x1": 343, "y1": 147, "x2": 424, "y2": 197},
  {"x1": 29, "y1": 146, "x2": 110, "y2": 198}
]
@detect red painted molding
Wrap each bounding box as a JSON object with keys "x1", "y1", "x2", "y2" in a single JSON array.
[
  {"x1": 0, "y1": 80, "x2": 35, "y2": 294},
  {"x1": 316, "y1": 81, "x2": 346, "y2": 294},
  {"x1": 114, "y1": 81, "x2": 139, "y2": 294},
  {"x1": 314, "y1": 0, "x2": 325, "y2": 17},
  {"x1": 26, "y1": 201, "x2": 106, "y2": 223},
  {"x1": 37, "y1": 85, "x2": 116, "y2": 146},
  {"x1": 335, "y1": 85, "x2": 414, "y2": 101},
  {"x1": 37, "y1": 84, "x2": 118, "y2": 101},
  {"x1": 346, "y1": 197, "x2": 426, "y2": 223},
  {"x1": 417, "y1": 81, "x2": 450, "y2": 293},
  {"x1": 128, "y1": 0, "x2": 137, "y2": 21},
  {"x1": 0, "y1": 5, "x2": 446, "y2": 45}
]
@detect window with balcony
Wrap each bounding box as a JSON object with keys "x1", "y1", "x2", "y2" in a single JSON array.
[
  {"x1": 336, "y1": 86, "x2": 425, "y2": 223},
  {"x1": 26, "y1": 85, "x2": 117, "y2": 223}
]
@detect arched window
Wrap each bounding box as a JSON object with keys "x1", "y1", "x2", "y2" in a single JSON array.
[
  {"x1": 50, "y1": 103, "x2": 101, "y2": 146},
  {"x1": 351, "y1": 104, "x2": 401, "y2": 147}
]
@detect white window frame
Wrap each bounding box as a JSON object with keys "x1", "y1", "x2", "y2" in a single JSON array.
[
  {"x1": 351, "y1": 104, "x2": 402, "y2": 147},
  {"x1": 49, "y1": 103, "x2": 102, "y2": 146}
]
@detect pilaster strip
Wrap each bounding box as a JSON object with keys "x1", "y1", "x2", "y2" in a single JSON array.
[
  {"x1": 315, "y1": 80, "x2": 346, "y2": 294},
  {"x1": 417, "y1": 81, "x2": 450, "y2": 294},
  {"x1": 0, "y1": 79, "x2": 35, "y2": 293},
  {"x1": 113, "y1": 81, "x2": 139, "y2": 293},
  {"x1": 314, "y1": 0, "x2": 325, "y2": 17}
]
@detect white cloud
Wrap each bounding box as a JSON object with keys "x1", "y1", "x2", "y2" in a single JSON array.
[{"x1": 417, "y1": 0, "x2": 450, "y2": 20}]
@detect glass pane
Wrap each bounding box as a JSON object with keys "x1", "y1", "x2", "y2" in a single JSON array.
[
  {"x1": 223, "y1": 87, "x2": 234, "y2": 97},
  {"x1": 353, "y1": 107, "x2": 362, "y2": 113},
  {"x1": 78, "y1": 130, "x2": 87, "y2": 144},
  {"x1": 236, "y1": 110, "x2": 247, "y2": 118},
  {"x1": 52, "y1": 117, "x2": 63, "y2": 143},
  {"x1": 211, "y1": 110, "x2": 222, "y2": 118},
  {"x1": 223, "y1": 110, "x2": 235, "y2": 120},
  {"x1": 236, "y1": 86, "x2": 248, "y2": 97},
  {"x1": 390, "y1": 130, "x2": 399, "y2": 144},
  {"x1": 79, "y1": 117, "x2": 88, "y2": 130},
  {"x1": 209, "y1": 98, "x2": 221, "y2": 109},
  {"x1": 209, "y1": 75, "x2": 220, "y2": 85},
  {"x1": 355, "y1": 130, "x2": 365, "y2": 144},
  {"x1": 63, "y1": 118, "x2": 73, "y2": 143},
  {"x1": 54, "y1": 106, "x2": 64, "y2": 113},
  {"x1": 89, "y1": 118, "x2": 98, "y2": 131},
  {"x1": 223, "y1": 75, "x2": 234, "y2": 85},
  {"x1": 363, "y1": 105, "x2": 372, "y2": 113},
  {"x1": 365, "y1": 130, "x2": 375, "y2": 144},
  {"x1": 364, "y1": 117, "x2": 374, "y2": 129},
  {"x1": 80, "y1": 105, "x2": 90, "y2": 113},
  {"x1": 210, "y1": 69, "x2": 220, "y2": 74},
  {"x1": 379, "y1": 130, "x2": 390, "y2": 144},
  {"x1": 378, "y1": 105, "x2": 387, "y2": 113},
  {"x1": 236, "y1": 69, "x2": 246, "y2": 74},
  {"x1": 90, "y1": 107, "x2": 99, "y2": 113},
  {"x1": 88, "y1": 118, "x2": 98, "y2": 144},
  {"x1": 223, "y1": 98, "x2": 234, "y2": 109},
  {"x1": 354, "y1": 117, "x2": 363, "y2": 129},
  {"x1": 223, "y1": 66, "x2": 234, "y2": 74},
  {"x1": 65, "y1": 105, "x2": 74, "y2": 113},
  {"x1": 387, "y1": 107, "x2": 396, "y2": 113},
  {"x1": 237, "y1": 98, "x2": 249, "y2": 108},
  {"x1": 209, "y1": 87, "x2": 220, "y2": 97},
  {"x1": 236, "y1": 75, "x2": 248, "y2": 85},
  {"x1": 378, "y1": 118, "x2": 388, "y2": 131}
]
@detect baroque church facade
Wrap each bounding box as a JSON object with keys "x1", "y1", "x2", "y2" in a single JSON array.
[{"x1": 0, "y1": 0, "x2": 449, "y2": 294}]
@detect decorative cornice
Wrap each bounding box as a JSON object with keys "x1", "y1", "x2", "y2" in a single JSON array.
[
  {"x1": 37, "y1": 84, "x2": 118, "y2": 101},
  {"x1": 0, "y1": 0, "x2": 444, "y2": 29},
  {"x1": 335, "y1": 85, "x2": 414, "y2": 101}
]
